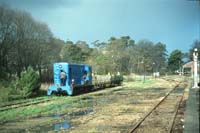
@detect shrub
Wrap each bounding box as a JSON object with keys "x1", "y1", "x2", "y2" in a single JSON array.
[{"x1": 8, "y1": 66, "x2": 41, "y2": 100}]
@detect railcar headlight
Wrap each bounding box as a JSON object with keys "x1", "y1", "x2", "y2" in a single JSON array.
[{"x1": 72, "y1": 79, "x2": 75, "y2": 83}]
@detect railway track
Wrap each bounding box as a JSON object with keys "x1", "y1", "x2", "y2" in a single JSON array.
[
  {"x1": 0, "y1": 97, "x2": 54, "y2": 111},
  {"x1": 130, "y1": 80, "x2": 187, "y2": 133},
  {"x1": 0, "y1": 81, "x2": 123, "y2": 112},
  {"x1": 0, "y1": 78, "x2": 180, "y2": 111}
]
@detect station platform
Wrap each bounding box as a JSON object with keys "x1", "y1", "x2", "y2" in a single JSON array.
[{"x1": 184, "y1": 87, "x2": 199, "y2": 133}]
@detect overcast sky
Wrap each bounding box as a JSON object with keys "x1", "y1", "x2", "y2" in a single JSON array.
[{"x1": 0, "y1": 0, "x2": 200, "y2": 53}]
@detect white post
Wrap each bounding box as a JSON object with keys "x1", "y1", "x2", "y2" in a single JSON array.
[{"x1": 193, "y1": 48, "x2": 199, "y2": 88}]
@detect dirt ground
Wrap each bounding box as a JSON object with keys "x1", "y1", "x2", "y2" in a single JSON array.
[
  {"x1": 0, "y1": 77, "x2": 187, "y2": 133},
  {"x1": 133, "y1": 82, "x2": 188, "y2": 133},
  {"x1": 171, "y1": 82, "x2": 190, "y2": 133}
]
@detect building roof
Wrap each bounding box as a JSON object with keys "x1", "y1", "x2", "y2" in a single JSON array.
[{"x1": 183, "y1": 61, "x2": 193, "y2": 69}]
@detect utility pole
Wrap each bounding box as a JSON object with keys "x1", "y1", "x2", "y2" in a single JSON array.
[
  {"x1": 140, "y1": 58, "x2": 145, "y2": 83},
  {"x1": 193, "y1": 48, "x2": 199, "y2": 88},
  {"x1": 152, "y1": 62, "x2": 155, "y2": 78}
]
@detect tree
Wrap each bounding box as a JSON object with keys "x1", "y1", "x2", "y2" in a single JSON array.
[
  {"x1": 60, "y1": 41, "x2": 83, "y2": 63},
  {"x1": 152, "y1": 42, "x2": 168, "y2": 73},
  {"x1": 0, "y1": 5, "x2": 16, "y2": 78},
  {"x1": 167, "y1": 50, "x2": 184, "y2": 73},
  {"x1": 8, "y1": 66, "x2": 40, "y2": 100},
  {"x1": 88, "y1": 36, "x2": 136, "y2": 74},
  {"x1": 75, "y1": 40, "x2": 92, "y2": 61},
  {"x1": 87, "y1": 49, "x2": 112, "y2": 74},
  {"x1": 132, "y1": 40, "x2": 155, "y2": 74},
  {"x1": 92, "y1": 40, "x2": 107, "y2": 50},
  {"x1": 0, "y1": 6, "x2": 53, "y2": 79},
  {"x1": 188, "y1": 40, "x2": 200, "y2": 61},
  {"x1": 29, "y1": 22, "x2": 53, "y2": 77},
  {"x1": 46, "y1": 38, "x2": 65, "y2": 63},
  {"x1": 88, "y1": 37, "x2": 167, "y2": 75},
  {"x1": 131, "y1": 40, "x2": 167, "y2": 74},
  {"x1": 106, "y1": 36, "x2": 135, "y2": 74}
]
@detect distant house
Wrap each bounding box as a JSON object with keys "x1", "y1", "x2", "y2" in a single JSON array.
[{"x1": 183, "y1": 61, "x2": 194, "y2": 76}]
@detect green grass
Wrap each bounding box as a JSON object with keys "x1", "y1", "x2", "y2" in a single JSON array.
[
  {"x1": 0, "y1": 76, "x2": 186, "y2": 123},
  {"x1": 0, "y1": 96, "x2": 50, "y2": 107},
  {"x1": 0, "y1": 95, "x2": 93, "y2": 123},
  {"x1": 134, "y1": 79, "x2": 154, "y2": 87}
]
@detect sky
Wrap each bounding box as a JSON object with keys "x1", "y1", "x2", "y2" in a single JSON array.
[{"x1": 0, "y1": 0, "x2": 200, "y2": 53}]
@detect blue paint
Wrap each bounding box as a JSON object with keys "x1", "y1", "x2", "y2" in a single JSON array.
[{"x1": 47, "y1": 62, "x2": 92, "y2": 96}]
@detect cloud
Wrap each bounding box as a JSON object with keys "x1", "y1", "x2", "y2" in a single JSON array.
[{"x1": 0, "y1": 0, "x2": 81, "y2": 9}]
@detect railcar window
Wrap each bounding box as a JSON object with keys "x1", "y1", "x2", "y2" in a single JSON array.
[{"x1": 83, "y1": 70, "x2": 87, "y2": 75}]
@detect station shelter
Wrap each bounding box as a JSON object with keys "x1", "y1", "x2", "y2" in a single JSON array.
[{"x1": 182, "y1": 61, "x2": 194, "y2": 76}]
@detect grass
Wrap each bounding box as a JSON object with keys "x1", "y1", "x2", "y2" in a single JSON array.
[
  {"x1": 0, "y1": 81, "x2": 53, "y2": 104},
  {"x1": 0, "y1": 96, "x2": 50, "y2": 107},
  {"x1": 0, "y1": 95, "x2": 94, "y2": 123},
  {"x1": 0, "y1": 75, "x2": 186, "y2": 124},
  {"x1": 123, "y1": 77, "x2": 158, "y2": 90},
  {"x1": 0, "y1": 80, "x2": 10, "y2": 102}
]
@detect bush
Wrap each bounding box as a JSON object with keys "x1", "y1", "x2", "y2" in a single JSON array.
[
  {"x1": 8, "y1": 66, "x2": 41, "y2": 100},
  {"x1": 111, "y1": 74, "x2": 123, "y2": 84}
]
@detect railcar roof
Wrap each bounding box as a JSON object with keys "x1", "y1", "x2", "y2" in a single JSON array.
[{"x1": 54, "y1": 62, "x2": 91, "y2": 66}]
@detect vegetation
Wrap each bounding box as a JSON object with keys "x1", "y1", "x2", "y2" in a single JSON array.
[
  {"x1": 167, "y1": 50, "x2": 184, "y2": 74},
  {"x1": 0, "y1": 81, "x2": 10, "y2": 102},
  {"x1": 0, "y1": 6, "x2": 198, "y2": 101},
  {"x1": 188, "y1": 40, "x2": 200, "y2": 61},
  {"x1": 0, "y1": 6, "x2": 53, "y2": 78},
  {"x1": 89, "y1": 38, "x2": 167, "y2": 75},
  {"x1": 0, "y1": 6, "x2": 197, "y2": 78},
  {"x1": 0, "y1": 6, "x2": 167, "y2": 79},
  {"x1": 8, "y1": 66, "x2": 40, "y2": 100},
  {"x1": 166, "y1": 40, "x2": 200, "y2": 74},
  {"x1": 0, "y1": 77, "x2": 180, "y2": 123}
]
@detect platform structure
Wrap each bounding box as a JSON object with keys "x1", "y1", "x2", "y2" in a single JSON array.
[{"x1": 184, "y1": 87, "x2": 199, "y2": 133}]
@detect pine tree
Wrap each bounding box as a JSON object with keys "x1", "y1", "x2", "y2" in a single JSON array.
[{"x1": 9, "y1": 66, "x2": 41, "y2": 100}]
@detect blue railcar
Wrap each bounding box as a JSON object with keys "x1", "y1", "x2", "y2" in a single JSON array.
[{"x1": 47, "y1": 62, "x2": 93, "y2": 96}]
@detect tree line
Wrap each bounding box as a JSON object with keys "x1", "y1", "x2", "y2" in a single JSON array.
[
  {"x1": 89, "y1": 37, "x2": 167, "y2": 75},
  {"x1": 0, "y1": 6, "x2": 53, "y2": 78},
  {"x1": 0, "y1": 6, "x2": 199, "y2": 81},
  {"x1": 167, "y1": 40, "x2": 200, "y2": 74}
]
